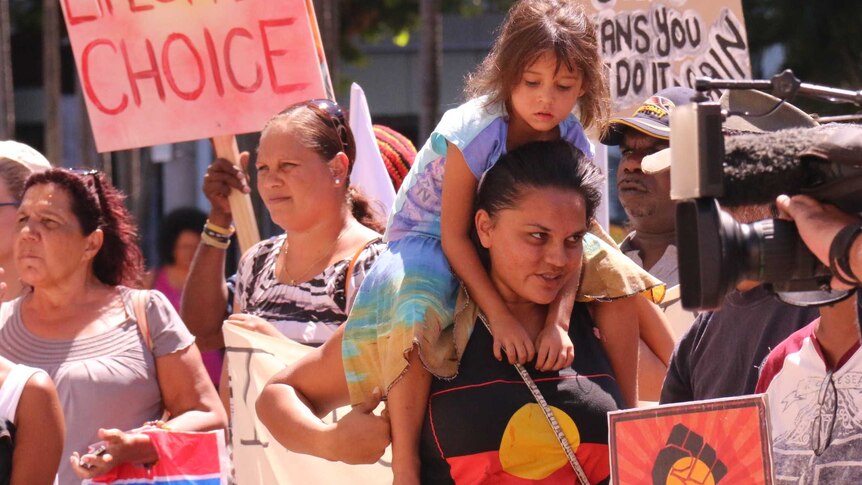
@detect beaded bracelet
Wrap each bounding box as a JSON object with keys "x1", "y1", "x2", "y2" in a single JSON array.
[{"x1": 201, "y1": 231, "x2": 230, "y2": 250}]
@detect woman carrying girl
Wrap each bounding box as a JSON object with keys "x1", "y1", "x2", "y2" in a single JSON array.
[{"x1": 341, "y1": 1, "x2": 662, "y2": 482}]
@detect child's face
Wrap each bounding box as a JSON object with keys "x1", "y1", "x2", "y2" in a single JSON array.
[{"x1": 509, "y1": 52, "x2": 586, "y2": 134}]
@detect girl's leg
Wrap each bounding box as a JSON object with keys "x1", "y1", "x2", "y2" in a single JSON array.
[
  {"x1": 592, "y1": 295, "x2": 640, "y2": 407},
  {"x1": 387, "y1": 346, "x2": 431, "y2": 485}
]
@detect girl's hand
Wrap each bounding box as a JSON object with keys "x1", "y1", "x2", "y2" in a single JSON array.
[
  {"x1": 69, "y1": 428, "x2": 154, "y2": 479},
  {"x1": 225, "y1": 313, "x2": 283, "y2": 339},
  {"x1": 534, "y1": 324, "x2": 575, "y2": 372},
  {"x1": 490, "y1": 314, "x2": 536, "y2": 365}
]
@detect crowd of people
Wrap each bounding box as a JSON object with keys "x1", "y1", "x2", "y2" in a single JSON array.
[{"x1": 0, "y1": 0, "x2": 859, "y2": 484}]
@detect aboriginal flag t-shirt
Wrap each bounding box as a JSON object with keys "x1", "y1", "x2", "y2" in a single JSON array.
[{"x1": 420, "y1": 304, "x2": 624, "y2": 484}]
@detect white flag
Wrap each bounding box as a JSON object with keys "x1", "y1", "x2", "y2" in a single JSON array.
[{"x1": 349, "y1": 83, "x2": 396, "y2": 218}]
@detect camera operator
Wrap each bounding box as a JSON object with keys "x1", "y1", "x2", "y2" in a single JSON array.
[
  {"x1": 660, "y1": 90, "x2": 821, "y2": 404},
  {"x1": 755, "y1": 195, "x2": 861, "y2": 483}
]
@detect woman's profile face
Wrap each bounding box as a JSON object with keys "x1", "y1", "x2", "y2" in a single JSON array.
[
  {"x1": 478, "y1": 186, "x2": 588, "y2": 305},
  {"x1": 256, "y1": 123, "x2": 343, "y2": 232},
  {"x1": 0, "y1": 179, "x2": 18, "y2": 262},
  {"x1": 14, "y1": 183, "x2": 98, "y2": 287}
]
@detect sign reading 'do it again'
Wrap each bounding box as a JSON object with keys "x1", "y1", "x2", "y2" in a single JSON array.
[{"x1": 60, "y1": 0, "x2": 327, "y2": 152}]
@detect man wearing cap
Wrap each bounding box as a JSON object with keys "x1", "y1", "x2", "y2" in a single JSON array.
[
  {"x1": 0, "y1": 141, "x2": 52, "y2": 301},
  {"x1": 601, "y1": 87, "x2": 695, "y2": 288}
]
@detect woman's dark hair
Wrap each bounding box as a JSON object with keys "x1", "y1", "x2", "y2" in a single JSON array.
[
  {"x1": 474, "y1": 140, "x2": 603, "y2": 267},
  {"x1": 465, "y1": 0, "x2": 610, "y2": 130},
  {"x1": 158, "y1": 207, "x2": 207, "y2": 266},
  {"x1": 262, "y1": 101, "x2": 385, "y2": 233},
  {"x1": 0, "y1": 159, "x2": 32, "y2": 203},
  {"x1": 23, "y1": 169, "x2": 145, "y2": 287}
]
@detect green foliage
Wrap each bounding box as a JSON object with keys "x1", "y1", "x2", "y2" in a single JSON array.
[{"x1": 743, "y1": 0, "x2": 862, "y2": 116}]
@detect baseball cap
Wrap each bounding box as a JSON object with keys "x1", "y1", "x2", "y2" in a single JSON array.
[
  {"x1": 601, "y1": 87, "x2": 698, "y2": 146},
  {"x1": 0, "y1": 140, "x2": 52, "y2": 173},
  {"x1": 641, "y1": 89, "x2": 819, "y2": 174}
]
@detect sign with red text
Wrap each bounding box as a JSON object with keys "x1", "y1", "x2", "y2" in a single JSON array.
[
  {"x1": 584, "y1": 0, "x2": 751, "y2": 119},
  {"x1": 60, "y1": 0, "x2": 327, "y2": 152},
  {"x1": 608, "y1": 395, "x2": 775, "y2": 485}
]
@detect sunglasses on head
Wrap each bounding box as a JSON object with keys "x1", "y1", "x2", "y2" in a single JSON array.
[
  {"x1": 305, "y1": 99, "x2": 351, "y2": 155},
  {"x1": 65, "y1": 168, "x2": 105, "y2": 212}
]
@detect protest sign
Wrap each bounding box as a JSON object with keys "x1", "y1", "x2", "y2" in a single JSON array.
[
  {"x1": 584, "y1": 0, "x2": 752, "y2": 119},
  {"x1": 609, "y1": 395, "x2": 774, "y2": 485},
  {"x1": 223, "y1": 324, "x2": 393, "y2": 485},
  {"x1": 60, "y1": 0, "x2": 328, "y2": 153}
]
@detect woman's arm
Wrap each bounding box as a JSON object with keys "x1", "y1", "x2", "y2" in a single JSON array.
[
  {"x1": 256, "y1": 326, "x2": 390, "y2": 464},
  {"x1": 12, "y1": 372, "x2": 64, "y2": 485},
  {"x1": 440, "y1": 144, "x2": 534, "y2": 364},
  {"x1": 180, "y1": 155, "x2": 251, "y2": 351}
]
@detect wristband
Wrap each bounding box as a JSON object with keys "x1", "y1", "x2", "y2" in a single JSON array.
[
  {"x1": 203, "y1": 226, "x2": 231, "y2": 242},
  {"x1": 829, "y1": 223, "x2": 862, "y2": 286},
  {"x1": 201, "y1": 231, "x2": 231, "y2": 250},
  {"x1": 205, "y1": 219, "x2": 235, "y2": 237}
]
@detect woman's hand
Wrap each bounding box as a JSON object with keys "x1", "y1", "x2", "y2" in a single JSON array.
[
  {"x1": 534, "y1": 324, "x2": 575, "y2": 372},
  {"x1": 323, "y1": 388, "x2": 390, "y2": 464},
  {"x1": 202, "y1": 155, "x2": 251, "y2": 226},
  {"x1": 69, "y1": 428, "x2": 157, "y2": 479},
  {"x1": 225, "y1": 313, "x2": 284, "y2": 339},
  {"x1": 490, "y1": 313, "x2": 536, "y2": 365}
]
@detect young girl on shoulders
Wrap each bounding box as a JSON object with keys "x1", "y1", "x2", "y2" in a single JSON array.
[{"x1": 342, "y1": 1, "x2": 660, "y2": 482}]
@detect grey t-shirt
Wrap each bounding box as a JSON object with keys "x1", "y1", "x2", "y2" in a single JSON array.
[
  {"x1": 0, "y1": 287, "x2": 195, "y2": 485},
  {"x1": 660, "y1": 285, "x2": 819, "y2": 404}
]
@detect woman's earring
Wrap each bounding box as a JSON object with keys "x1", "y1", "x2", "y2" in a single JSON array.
[{"x1": 334, "y1": 178, "x2": 341, "y2": 185}]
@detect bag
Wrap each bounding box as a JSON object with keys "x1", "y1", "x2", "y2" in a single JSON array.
[{"x1": 83, "y1": 429, "x2": 230, "y2": 485}]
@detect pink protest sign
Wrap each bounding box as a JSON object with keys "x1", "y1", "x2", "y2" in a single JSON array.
[{"x1": 61, "y1": 0, "x2": 327, "y2": 152}]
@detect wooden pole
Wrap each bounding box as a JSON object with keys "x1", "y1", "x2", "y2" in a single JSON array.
[
  {"x1": 0, "y1": 0, "x2": 14, "y2": 139},
  {"x1": 211, "y1": 134, "x2": 260, "y2": 253}
]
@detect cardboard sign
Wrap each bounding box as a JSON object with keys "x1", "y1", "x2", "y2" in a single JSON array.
[
  {"x1": 585, "y1": 0, "x2": 752, "y2": 119},
  {"x1": 223, "y1": 324, "x2": 392, "y2": 485},
  {"x1": 60, "y1": 0, "x2": 327, "y2": 152},
  {"x1": 609, "y1": 395, "x2": 774, "y2": 485}
]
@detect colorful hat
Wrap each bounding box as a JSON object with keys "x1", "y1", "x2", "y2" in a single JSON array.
[
  {"x1": 601, "y1": 87, "x2": 698, "y2": 146},
  {"x1": 0, "y1": 140, "x2": 51, "y2": 173},
  {"x1": 373, "y1": 125, "x2": 416, "y2": 191}
]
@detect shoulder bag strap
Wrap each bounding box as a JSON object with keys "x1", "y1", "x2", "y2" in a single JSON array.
[
  {"x1": 478, "y1": 313, "x2": 591, "y2": 485},
  {"x1": 132, "y1": 289, "x2": 153, "y2": 353},
  {"x1": 344, "y1": 238, "x2": 380, "y2": 300}
]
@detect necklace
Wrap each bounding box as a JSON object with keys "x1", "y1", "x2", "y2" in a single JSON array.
[{"x1": 279, "y1": 223, "x2": 351, "y2": 285}]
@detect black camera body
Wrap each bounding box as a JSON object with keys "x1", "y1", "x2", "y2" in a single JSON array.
[{"x1": 671, "y1": 97, "x2": 862, "y2": 310}]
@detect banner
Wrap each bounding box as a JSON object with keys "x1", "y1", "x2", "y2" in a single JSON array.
[
  {"x1": 60, "y1": 0, "x2": 327, "y2": 152},
  {"x1": 585, "y1": 0, "x2": 752, "y2": 118},
  {"x1": 223, "y1": 324, "x2": 392, "y2": 485},
  {"x1": 608, "y1": 395, "x2": 774, "y2": 485}
]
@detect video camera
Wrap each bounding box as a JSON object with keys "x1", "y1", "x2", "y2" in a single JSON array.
[{"x1": 671, "y1": 70, "x2": 862, "y2": 310}]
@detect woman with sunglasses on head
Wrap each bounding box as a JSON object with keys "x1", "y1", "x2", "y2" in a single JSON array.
[
  {"x1": 182, "y1": 99, "x2": 385, "y2": 351},
  {"x1": 0, "y1": 169, "x2": 226, "y2": 485}
]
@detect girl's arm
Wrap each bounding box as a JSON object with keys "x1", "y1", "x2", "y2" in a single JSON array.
[
  {"x1": 12, "y1": 372, "x2": 64, "y2": 485},
  {"x1": 535, "y1": 274, "x2": 577, "y2": 371},
  {"x1": 440, "y1": 144, "x2": 535, "y2": 364},
  {"x1": 256, "y1": 326, "x2": 390, "y2": 464},
  {"x1": 592, "y1": 295, "x2": 640, "y2": 408}
]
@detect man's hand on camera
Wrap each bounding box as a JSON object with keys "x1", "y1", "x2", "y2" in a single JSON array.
[{"x1": 777, "y1": 194, "x2": 862, "y2": 287}]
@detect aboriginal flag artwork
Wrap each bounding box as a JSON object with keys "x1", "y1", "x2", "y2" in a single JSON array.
[
  {"x1": 420, "y1": 309, "x2": 625, "y2": 484},
  {"x1": 608, "y1": 395, "x2": 775, "y2": 485}
]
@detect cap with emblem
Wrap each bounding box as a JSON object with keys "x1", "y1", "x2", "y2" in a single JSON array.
[{"x1": 601, "y1": 87, "x2": 698, "y2": 146}]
